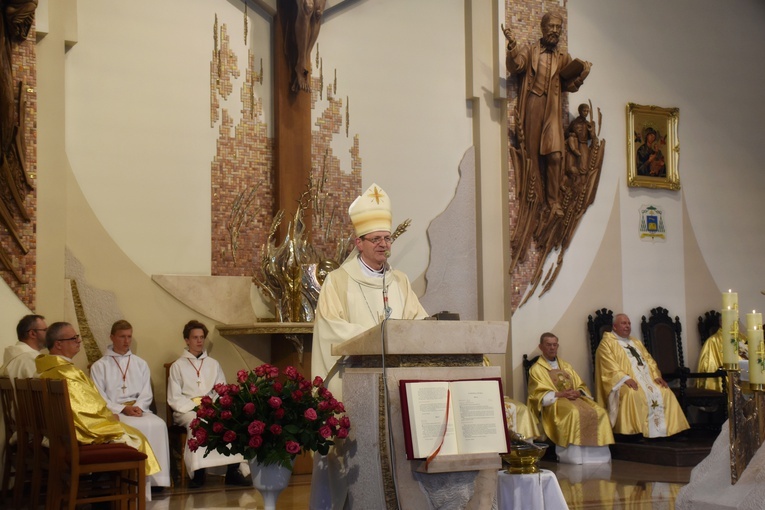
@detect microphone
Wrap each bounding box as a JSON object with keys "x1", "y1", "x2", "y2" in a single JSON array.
[{"x1": 382, "y1": 254, "x2": 391, "y2": 320}]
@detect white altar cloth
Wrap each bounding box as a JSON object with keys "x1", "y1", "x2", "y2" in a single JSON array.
[
  {"x1": 497, "y1": 469, "x2": 568, "y2": 510},
  {"x1": 676, "y1": 419, "x2": 765, "y2": 510}
]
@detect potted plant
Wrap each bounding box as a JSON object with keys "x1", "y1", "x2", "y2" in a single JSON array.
[{"x1": 189, "y1": 363, "x2": 350, "y2": 508}]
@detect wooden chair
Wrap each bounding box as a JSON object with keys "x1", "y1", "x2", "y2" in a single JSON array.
[
  {"x1": 164, "y1": 362, "x2": 188, "y2": 486},
  {"x1": 587, "y1": 308, "x2": 614, "y2": 383},
  {"x1": 0, "y1": 376, "x2": 22, "y2": 507},
  {"x1": 698, "y1": 310, "x2": 721, "y2": 346},
  {"x1": 46, "y1": 378, "x2": 147, "y2": 509},
  {"x1": 640, "y1": 306, "x2": 727, "y2": 430},
  {"x1": 522, "y1": 354, "x2": 539, "y2": 386},
  {"x1": 14, "y1": 378, "x2": 44, "y2": 510}
]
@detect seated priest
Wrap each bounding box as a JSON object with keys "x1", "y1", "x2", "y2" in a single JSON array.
[
  {"x1": 696, "y1": 324, "x2": 747, "y2": 392},
  {"x1": 90, "y1": 320, "x2": 171, "y2": 489},
  {"x1": 595, "y1": 314, "x2": 690, "y2": 438},
  {"x1": 311, "y1": 183, "x2": 429, "y2": 509},
  {"x1": 35, "y1": 322, "x2": 160, "y2": 477},
  {"x1": 527, "y1": 332, "x2": 613, "y2": 464},
  {"x1": 1, "y1": 314, "x2": 47, "y2": 379},
  {"x1": 167, "y1": 320, "x2": 251, "y2": 488}
]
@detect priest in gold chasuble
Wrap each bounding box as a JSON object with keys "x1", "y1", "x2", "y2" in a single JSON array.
[
  {"x1": 595, "y1": 314, "x2": 689, "y2": 438},
  {"x1": 35, "y1": 322, "x2": 160, "y2": 476},
  {"x1": 696, "y1": 327, "x2": 747, "y2": 392},
  {"x1": 528, "y1": 333, "x2": 612, "y2": 464}
]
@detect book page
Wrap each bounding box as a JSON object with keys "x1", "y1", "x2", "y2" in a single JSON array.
[
  {"x1": 404, "y1": 381, "x2": 459, "y2": 458},
  {"x1": 449, "y1": 380, "x2": 508, "y2": 454}
]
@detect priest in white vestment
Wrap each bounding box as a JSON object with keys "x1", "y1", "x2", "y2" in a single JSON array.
[
  {"x1": 1, "y1": 314, "x2": 47, "y2": 379},
  {"x1": 166, "y1": 319, "x2": 250, "y2": 487},
  {"x1": 90, "y1": 320, "x2": 171, "y2": 488},
  {"x1": 595, "y1": 314, "x2": 689, "y2": 438},
  {"x1": 310, "y1": 183, "x2": 429, "y2": 509}
]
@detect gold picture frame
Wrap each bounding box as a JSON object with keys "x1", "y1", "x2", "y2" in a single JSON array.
[{"x1": 626, "y1": 103, "x2": 680, "y2": 190}]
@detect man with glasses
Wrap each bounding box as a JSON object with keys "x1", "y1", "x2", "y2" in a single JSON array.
[
  {"x1": 311, "y1": 183, "x2": 428, "y2": 509},
  {"x1": 35, "y1": 322, "x2": 160, "y2": 477},
  {"x1": 1, "y1": 314, "x2": 47, "y2": 379}
]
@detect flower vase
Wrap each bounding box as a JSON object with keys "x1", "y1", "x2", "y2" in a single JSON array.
[{"x1": 248, "y1": 458, "x2": 294, "y2": 510}]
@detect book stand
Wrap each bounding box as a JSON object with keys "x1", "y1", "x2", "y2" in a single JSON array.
[{"x1": 332, "y1": 320, "x2": 509, "y2": 510}]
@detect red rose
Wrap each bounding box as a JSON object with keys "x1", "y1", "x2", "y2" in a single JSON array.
[
  {"x1": 284, "y1": 366, "x2": 298, "y2": 380},
  {"x1": 219, "y1": 395, "x2": 233, "y2": 409},
  {"x1": 273, "y1": 381, "x2": 283, "y2": 393},
  {"x1": 221, "y1": 410, "x2": 233, "y2": 420},
  {"x1": 190, "y1": 418, "x2": 200, "y2": 429},
  {"x1": 318, "y1": 400, "x2": 330, "y2": 412},
  {"x1": 340, "y1": 416, "x2": 350, "y2": 429},
  {"x1": 268, "y1": 396, "x2": 282, "y2": 409},
  {"x1": 201, "y1": 396, "x2": 213, "y2": 406},
  {"x1": 195, "y1": 407, "x2": 206, "y2": 418},
  {"x1": 337, "y1": 427, "x2": 349, "y2": 439},
  {"x1": 213, "y1": 383, "x2": 227, "y2": 396},
  {"x1": 326, "y1": 416, "x2": 339, "y2": 427},
  {"x1": 285, "y1": 441, "x2": 301, "y2": 454},
  {"x1": 213, "y1": 422, "x2": 224, "y2": 433},
  {"x1": 312, "y1": 376, "x2": 323, "y2": 387},
  {"x1": 328, "y1": 398, "x2": 339, "y2": 410},
  {"x1": 229, "y1": 384, "x2": 241, "y2": 395},
  {"x1": 237, "y1": 369, "x2": 249, "y2": 383},
  {"x1": 270, "y1": 424, "x2": 282, "y2": 435},
  {"x1": 194, "y1": 428, "x2": 208, "y2": 444},
  {"x1": 223, "y1": 430, "x2": 237, "y2": 443},
  {"x1": 291, "y1": 390, "x2": 304, "y2": 401},
  {"x1": 255, "y1": 365, "x2": 267, "y2": 377},
  {"x1": 274, "y1": 408, "x2": 285, "y2": 419},
  {"x1": 249, "y1": 383, "x2": 258, "y2": 394},
  {"x1": 318, "y1": 387, "x2": 331, "y2": 399},
  {"x1": 319, "y1": 425, "x2": 332, "y2": 439},
  {"x1": 304, "y1": 408, "x2": 318, "y2": 421},
  {"x1": 266, "y1": 365, "x2": 279, "y2": 378},
  {"x1": 243, "y1": 402, "x2": 256, "y2": 415},
  {"x1": 248, "y1": 420, "x2": 266, "y2": 435},
  {"x1": 188, "y1": 438, "x2": 200, "y2": 452},
  {"x1": 334, "y1": 402, "x2": 346, "y2": 413},
  {"x1": 249, "y1": 435, "x2": 263, "y2": 448}
]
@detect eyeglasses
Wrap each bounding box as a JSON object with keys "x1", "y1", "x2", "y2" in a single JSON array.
[
  {"x1": 57, "y1": 335, "x2": 81, "y2": 342},
  {"x1": 361, "y1": 235, "x2": 392, "y2": 246}
]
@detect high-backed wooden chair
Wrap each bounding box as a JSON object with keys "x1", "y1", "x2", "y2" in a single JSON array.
[
  {"x1": 698, "y1": 310, "x2": 721, "y2": 346},
  {"x1": 164, "y1": 362, "x2": 187, "y2": 486},
  {"x1": 0, "y1": 377, "x2": 22, "y2": 507},
  {"x1": 587, "y1": 308, "x2": 613, "y2": 383},
  {"x1": 46, "y1": 378, "x2": 147, "y2": 509},
  {"x1": 640, "y1": 306, "x2": 727, "y2": 429},
  {"x1": 522, "y1": 354, "x2": 539, "y2": 386}
]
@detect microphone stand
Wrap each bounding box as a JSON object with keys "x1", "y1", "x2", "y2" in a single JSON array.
[{"x1": 380, "y1": 257, "x2": 401, "y2": 508}]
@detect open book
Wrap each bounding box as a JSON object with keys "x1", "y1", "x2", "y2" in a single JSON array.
[{"x1": 399, "y1": 378, "x2": 510, "y2": 460}]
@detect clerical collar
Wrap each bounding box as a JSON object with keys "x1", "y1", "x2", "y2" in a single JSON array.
[
  {"x1": 615, "y1": 333, "x2": 631, "y2": 343},
  {"x1": 358, "y1": 256, "x2": 385, "y2": 278}
]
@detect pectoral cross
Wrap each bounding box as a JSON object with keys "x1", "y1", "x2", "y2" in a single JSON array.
[
  {"x1": 197, "y1": 380, "x2": 201, "y2": 387},
  {"x1": 121, "y1": 384, "x2": 127, "y2": 393}
]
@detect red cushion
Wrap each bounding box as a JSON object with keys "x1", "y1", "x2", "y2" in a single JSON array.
[{"x1": 78, "y1": 444, "x2": 147, "y2": 464}]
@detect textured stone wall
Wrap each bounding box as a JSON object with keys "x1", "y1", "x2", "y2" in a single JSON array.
[{"x1": 0, "y1": 22, "x2": 37, "y2": 308}]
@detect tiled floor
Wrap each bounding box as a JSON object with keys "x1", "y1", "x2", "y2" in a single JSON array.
[{"x1": 147, "y1": 460, "x2": 691, "y2": 509}]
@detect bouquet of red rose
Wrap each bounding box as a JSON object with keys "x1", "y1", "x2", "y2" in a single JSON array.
[{"x1": 188, "y1": 363, "x2": 350, "y2": 469}]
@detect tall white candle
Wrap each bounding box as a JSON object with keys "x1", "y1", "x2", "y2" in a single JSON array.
[
  {"x1": 723, "y1": 290, "x2": 738, "y2": 310},
  {"x1": 747, "y1": 311, "x2": 762, "y2": 331},
  {"x1": 748, "y1": 327, "x2": 765, "y2": 385},
  {"x1": 722, "y1": 292, "x2": 739, "y2": 366}
]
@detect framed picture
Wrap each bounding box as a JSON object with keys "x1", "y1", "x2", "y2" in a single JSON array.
[{"x1": 626, "y1": 103, "x2": 680, "y2": 190}]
